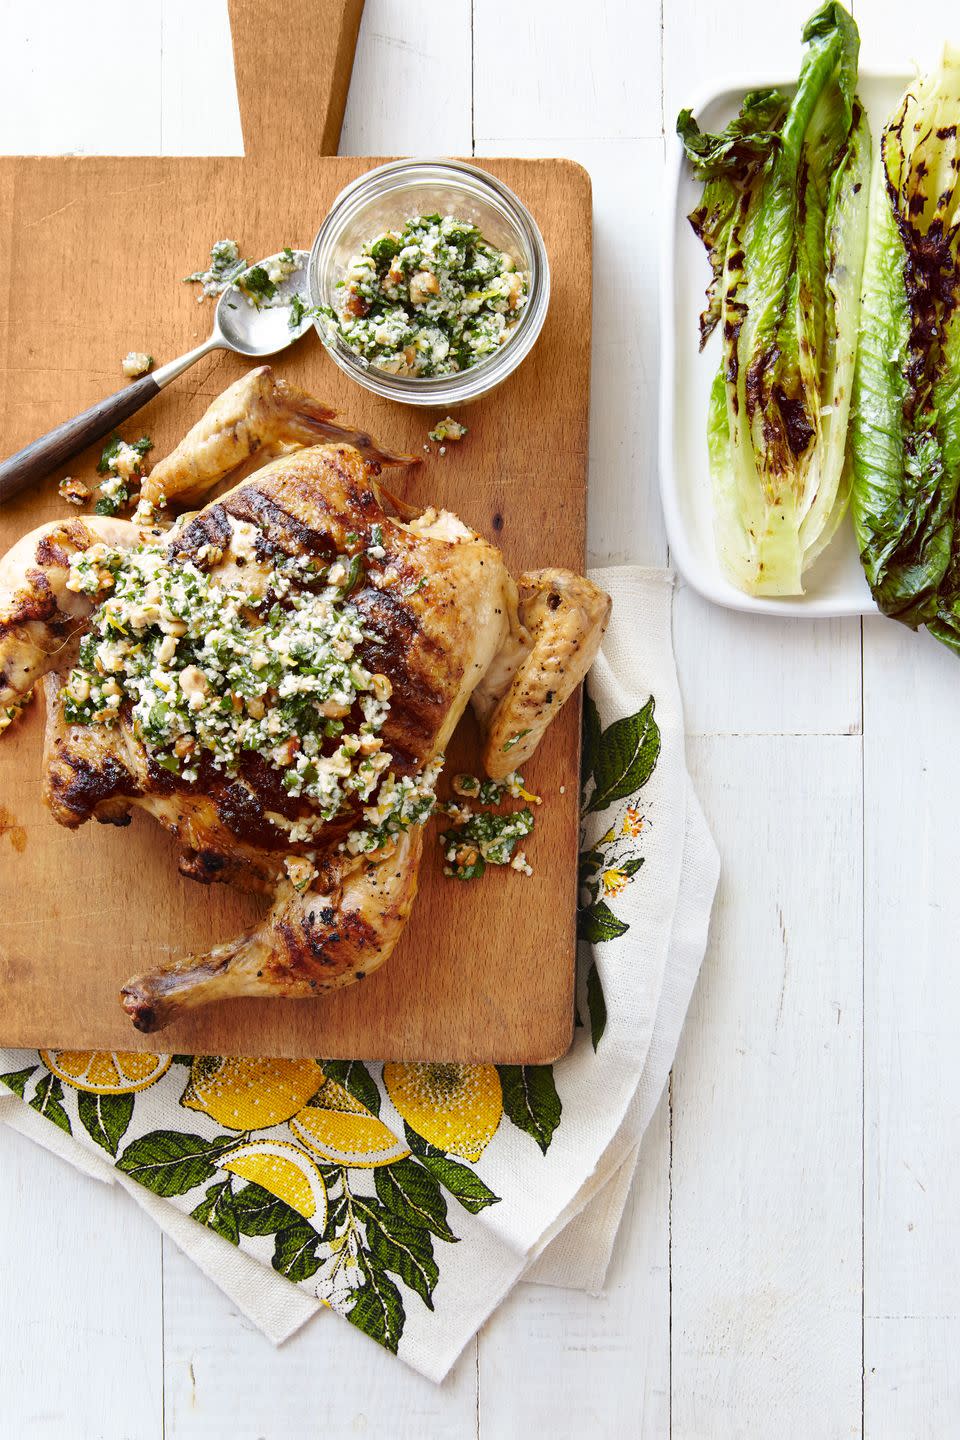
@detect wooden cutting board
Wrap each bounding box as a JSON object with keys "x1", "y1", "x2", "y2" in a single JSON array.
[{"x1": 0, "y1": 0, "x2": 591, "y2": 1062}]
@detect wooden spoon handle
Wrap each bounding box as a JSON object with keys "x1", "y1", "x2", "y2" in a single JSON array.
[{"x1": 0, "y1": 374, "x2": 161, "y2": 505}]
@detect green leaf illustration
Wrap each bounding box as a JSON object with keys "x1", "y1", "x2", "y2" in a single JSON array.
[
  {"x1": 586, "y1": 697, "x2": 660, "y2": 813},
  {"x1": 415, "y1": 1152, "x2": 501, "y2": 1214},
  {"x1": 348, "y1": 1252, "x2": 405, "y2": 1353},
  {"x1": 498, "y1": 1065, "x2": 561, "y2": 1154},
  {"x1": 578, "y1": 899, "x2": 630, "y2": 944},
  {"x1": 356, "y1": 1197, "x2": 439, "y2": 1310},
  {"x1": 29, "y1": 1073, "x2": 71, "y2": 1134},
  {"x1": 581, "y1": 690, "x2": 602, "y2": 793},
  {"x1": 232, "y1": 1180, "x2": 306, "y2": 1237},
  {"x1": 191, "y1": 1180, "x2": 239, "y2": 1245},
  {"x1": 375, "y1": 1157, "x2": 457, "y2": 1242},
  {"x1": 403, "y1": 1122, "x2": 445, "y2": 1159},
  {"x1": 320, "y1": 1060, "x2": 381, "y2": 1116},
  {"x1": 117, "y1": 1130, "x2": 233, "y2": 1197},
  {"x1": 0, "y1": 1066, "x2": 36, "y2": 1098},
  {"x1": 586, "y1": 960, "x2": 607, "y2": 1050},
  {"x1": 77, "y1": 1090, "x2": 134, "y2": 1157},
  {"x1": 621, "y1": 856, "x2": 645, "y2": 877},
  {"x1": 324, "y1": 1187, "x2": 349, "y2": 1238},
  {"x1": 272, "y1": 1219, "x2": 323, "y2": 1282}
]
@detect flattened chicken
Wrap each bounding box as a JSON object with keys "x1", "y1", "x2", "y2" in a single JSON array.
[{"x1": 0, "y1": 368, "x2": 610, "y2": 1031}]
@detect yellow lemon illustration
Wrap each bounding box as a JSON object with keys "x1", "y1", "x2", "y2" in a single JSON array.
[
  {"x1": 181, "y1": 1056, "x2": 323, "y2": 1131},
  {"x1": 383, "y1": 1062, "x2": 502, "y2": 1162},
  {"x1": 290, "y1": 1078, "x2": 410, "y2": 1168},
  {"x1": 41, "y1": 1050, "x2": 172, "y2": 1094},
  {"x1": 222, "y1": 1140, "x2": 328, "y2": 1223}
]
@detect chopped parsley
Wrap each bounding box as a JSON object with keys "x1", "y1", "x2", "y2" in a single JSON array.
[
  {"x1": 441, "y1": 807, "x2": 535, "y2": 881},
  {"x1": 501, "y1": 727, "x2": 531, "y2": 753},
  {"x1": 95, "y1": 435, "x2": 152, "y2": 515},
  {"x1": 184, "y1": 239, "x2": 247, "y2": 299},
  {"x1": 185, "y1": 240, "x2": 303, "y2": 312},
  {"x1": 321, "y1": 214, "x2": 529, "y2": 378}
]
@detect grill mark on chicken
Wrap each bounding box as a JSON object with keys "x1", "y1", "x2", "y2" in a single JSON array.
[
  {"x1": 273, "y1": 904, "x2": 380, "y2": 984},
  {"x1": 47, "y1": 742, "x2": 140, "y2": 825},
  {"x1": 170, "y1": 504, "x2": 234, "y2": 557}
]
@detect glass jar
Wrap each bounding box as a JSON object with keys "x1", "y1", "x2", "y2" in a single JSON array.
[{"x1": 307, "y1": 158, "x2": 550, "y2": 407}]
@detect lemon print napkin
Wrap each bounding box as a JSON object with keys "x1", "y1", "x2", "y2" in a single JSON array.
[{"x1": 0, "y1": 568, "x2": 719, "y2": 1383}]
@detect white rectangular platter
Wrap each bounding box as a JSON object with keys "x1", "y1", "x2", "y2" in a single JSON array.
[{"x1": 660, "y1": 70, "x2": 912, "y2": 618}]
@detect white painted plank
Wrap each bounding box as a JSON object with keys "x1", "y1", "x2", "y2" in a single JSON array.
[
  {"x1": 0, "y1": 1, "x2": 161, "y2": 156},
  {"x1": 0, "y1": 1123, "x2": 163, "y2": 1438},
  {"x1": 160, "y1": 0, "x2": 244, "y2": 157},
  {"x1": 474, "y1": 0, "x2": 662, "y2": 142},
  {"x1": 853, "y1": 0, "x2": 952, "y2": 74},
  {"x1": 862, "y1": 617, "x2": 960, "y2": 1437},
  {"x1": 477, "y1": 136, "x2": 668, "y2": 568},
  {"x1": 672, "y1": 735, "x2": 863, "y2": 1436},
  {"x1": 161, "y1": 1233, "x2": 478, "y2": 1437},
  {"x1": 477, "y1": 1093, "x2": 670, "y2": 1439},
  {"x1": 339, "y1": 0, "x2": 473, "y2": 157},
  {"x1": 675, "y1": 583, "x2": 862, "y2": 736}
]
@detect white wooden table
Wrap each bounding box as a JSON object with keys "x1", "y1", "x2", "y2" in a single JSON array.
[{"x1": 1, "y1": 1, "x2": 957, "y2": 1434}]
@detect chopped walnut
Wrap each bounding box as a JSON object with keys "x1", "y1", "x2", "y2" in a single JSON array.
[{"x1": 58, "y1": 476, "x2": 91, "y2": 507}]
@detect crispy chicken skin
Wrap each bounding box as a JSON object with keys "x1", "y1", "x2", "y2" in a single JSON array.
[{"x1": 0, "y1": 367, "x2": 610, "y2": 1031}]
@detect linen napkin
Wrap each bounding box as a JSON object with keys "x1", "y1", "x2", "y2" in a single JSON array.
[{"x1": 0, "y1": 566, "x2": 719, "y2": 1384}]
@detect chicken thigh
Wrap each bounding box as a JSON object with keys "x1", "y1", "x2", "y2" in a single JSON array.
[{"x1": 0, "y1": 368, "x2": 610, "y2": 1031}]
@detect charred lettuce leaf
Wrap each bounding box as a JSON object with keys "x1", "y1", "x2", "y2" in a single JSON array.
[
  {"x1": 852, "y1": 47, "x2": 960, "y2": 652},
  {"x1": 679, "y1": 2, "x2": 869, "y2": 597}
]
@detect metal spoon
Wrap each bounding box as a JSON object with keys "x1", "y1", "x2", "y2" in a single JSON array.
[{"x1": 0, "y1": 249, "x2": 314, "y2": 505}]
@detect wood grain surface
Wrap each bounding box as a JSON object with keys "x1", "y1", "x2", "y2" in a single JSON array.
[{"x1": 0, "y1": 1, "x2": 591, "y2": 1061}]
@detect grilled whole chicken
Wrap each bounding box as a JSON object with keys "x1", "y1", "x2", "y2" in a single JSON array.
[{"x1": 0, "y1": 368, "x2": 610, "y2": 1031}]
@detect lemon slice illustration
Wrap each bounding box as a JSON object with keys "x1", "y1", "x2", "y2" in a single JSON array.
[
  {"x1": 222, "y1": 1140, "x2": 328, "y2": 1223},
  {"x1": 41, "y1": 1050, "x2": 172, "y2": 1095},
  {"x1": 383, "y1": 1062, "x2": 502, "y2": 1162},
  {"x1": 180, "y1": 1057, "x2": 323, "y2": 1131},
  {"x1": 290, "y1": 1078, "x2": 410, "y2": 1169}
]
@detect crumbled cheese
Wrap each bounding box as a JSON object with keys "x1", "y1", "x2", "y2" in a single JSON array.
[
  {"x1": 227, "y1": 518, "x2": 260, "y2": 563},
  {"x1": 428, "y1": 417, "x2": 468, "y2": 444},
  {"x1": 184, "y1": 239, "x2": 246, "y2": 300},
  {"x1": 122, "y1": 351, "x2": 154, "y2": 379},
  {"x1": 510, "y1": 850, "x2": 533, "y2": 877},
  {"x1": 266, "y1": 249, "x2": 300, "y2": 287}
]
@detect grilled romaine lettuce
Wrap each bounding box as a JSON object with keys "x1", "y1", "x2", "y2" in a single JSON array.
[
  {"x1": 851, "y1": 48, "x2": 960, "y2": 652},
  {"x1": 679, "y1": 2, "x2": 870, "y2": 596}
]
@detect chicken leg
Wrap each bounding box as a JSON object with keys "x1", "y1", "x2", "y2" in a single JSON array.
[{"x1": 119, "y1": 829, "x2": 422, "y2": 1032}]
